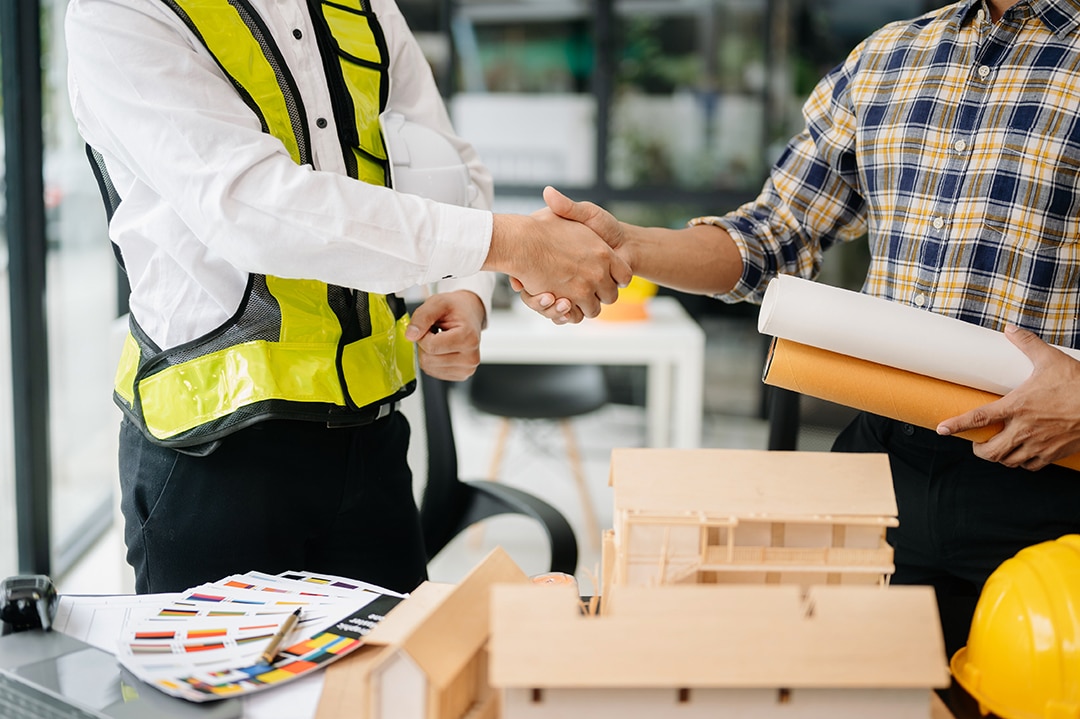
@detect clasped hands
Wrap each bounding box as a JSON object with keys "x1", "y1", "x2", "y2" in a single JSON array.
[
  {"x1": 505, "y1": 186, "x2": 630, "y2": 325},
  {"x1": 405, "y1": 186, "x2": 625, "y2": 382}
]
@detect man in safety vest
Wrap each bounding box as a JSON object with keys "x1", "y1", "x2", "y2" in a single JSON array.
[{"x1": 65, "y1": 0, "x2": 629, "y2": 595}]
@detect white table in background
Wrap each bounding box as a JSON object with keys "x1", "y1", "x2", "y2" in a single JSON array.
[{"x1": 479, "y1": 296, "x2": 706, "y2": 449}]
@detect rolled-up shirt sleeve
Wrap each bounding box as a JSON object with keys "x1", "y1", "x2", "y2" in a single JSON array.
[{"x1": 691, "y1": 44, "x2": 869, "y2": 305}]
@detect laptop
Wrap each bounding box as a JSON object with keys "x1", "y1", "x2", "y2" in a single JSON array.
[{"x1": 0, "y1": 629, "x2": 242, "y2": 718}]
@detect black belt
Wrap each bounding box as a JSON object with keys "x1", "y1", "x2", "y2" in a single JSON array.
[{"x1": 326, "y1": 401, "x2": 398, "y2": 428}]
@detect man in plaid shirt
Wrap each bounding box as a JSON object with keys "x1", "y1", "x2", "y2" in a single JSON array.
[{"x1": 523, "y1": 0, "x2": 1080, "y2": 660}]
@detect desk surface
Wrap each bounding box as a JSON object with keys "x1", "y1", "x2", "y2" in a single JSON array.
[
  {"x1": 481, "y1": 296, "x2": 705, "y2": 364},
  {"x1": 479, "y1": 297, "x2": 706, "y2": 448}
]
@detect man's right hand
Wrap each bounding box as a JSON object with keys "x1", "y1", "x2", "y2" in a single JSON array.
[
  {"x1": 543, "y1": 186, "x2": 628, "y2": 256},
  {"x1": 508, "y1": 186, "x2": 631, "y2": 323},
  {"x1": 485, "y1": 186, "x2": 632, "y2": 320}
]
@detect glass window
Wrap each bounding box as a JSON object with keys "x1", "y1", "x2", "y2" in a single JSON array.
[
  {"x1": 609, "y1": 0, "x2": 768, "y2": 191},
  {"x1": 1, "y1": 0, "x2": 116, "y2": 581},
  {"x1": 398, "y1": 0, "x2": 453, "y2": 93},
  {"x1": 449, "y1": 1, "x2": 596, "y2": 190},
  {"x1": 771, "y1": 0, "x2": 956, "y2": 146},
  {"x1": 0, "y1": 27, "x2": 16, "y2": 579},
  {"x1": 465, "y1": 17, "x2": 591, "y2": 93},
  {"x1": 44, "y1": 0, "x2": 116, "y2": 575}
]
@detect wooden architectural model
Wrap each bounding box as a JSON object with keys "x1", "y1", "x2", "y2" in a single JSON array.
[
  {"x1": 604, "y1": 448, "x2": 898, "y2": 593},
  {"x1": 488, "y1": 583, "x2": 950, "y2": 719},
  {"x1": 312, "y1": 449, "x2": 955, "y2": 719},
  {"x1": 315, "y1": 547, "x2": 528, "y2": 719}
]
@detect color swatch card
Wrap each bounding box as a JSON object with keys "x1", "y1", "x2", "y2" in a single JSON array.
[
  {"x1": 225, "y1": 570, "x2": 407, "y2": 600},
  {"x1": 116, "y1": 570, "x2": 404, "y2": 702}
]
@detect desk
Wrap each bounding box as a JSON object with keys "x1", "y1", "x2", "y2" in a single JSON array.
[{"x1": 480, "y1": 296, "x2": 706, "y2": 449}]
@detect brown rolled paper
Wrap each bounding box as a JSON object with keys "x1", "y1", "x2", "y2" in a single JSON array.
[{"x1": 763, "y1": 337, "x2": 1080, "y2": 472}]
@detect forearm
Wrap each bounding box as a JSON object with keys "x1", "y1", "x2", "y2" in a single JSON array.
[
  {"x1": 483, "y1": 214, "x2": 532, "y2": 277},
  {"x1": 621, "y1": 222, "x2": 743, "y2": 297}
]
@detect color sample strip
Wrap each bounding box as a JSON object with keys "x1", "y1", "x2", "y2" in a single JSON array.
[{"x1": 123, "y1": 570, "x2": 402, "y2": 702}]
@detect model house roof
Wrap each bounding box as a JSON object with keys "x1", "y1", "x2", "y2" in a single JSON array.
[
  {"x1": 315, "y1": 549, "x2": 527, "y2": 719},
  {"x1": 610, "y1": 449, "x2": 897, "y2": 524},
  {"x1": 489, "y1": 583, "x2": 949, "y2": 689},
  {"x1": 384, "y1": 547, "x2": 528, "y2": 688}
]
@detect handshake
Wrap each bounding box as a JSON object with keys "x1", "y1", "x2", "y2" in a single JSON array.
[{"x1": 484, "y1": 186, "x2": 632, "y2": 325}]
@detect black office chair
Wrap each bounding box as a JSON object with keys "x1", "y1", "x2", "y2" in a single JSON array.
[
  {"x1": 415, "y1": 369, "x2": 579, "y2": 575},
  {"x1": 466, "y1": 363, "x2": 609, "y2": 548}
]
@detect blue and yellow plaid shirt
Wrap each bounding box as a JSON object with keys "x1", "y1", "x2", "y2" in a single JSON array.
[{"x1": 696, "y1": 0, "x2": 1080, "y2": 348}]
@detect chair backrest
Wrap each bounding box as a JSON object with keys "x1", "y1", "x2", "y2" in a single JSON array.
[
  {"x1": 415, "y1": 371, "x2": 468, "y2": 559},
  {"x1": 467, "y1": 363, "x2": 608, "y2": 420},
  {"x1": 413, "y1": 370, "x2": 579, "y2": 574}
]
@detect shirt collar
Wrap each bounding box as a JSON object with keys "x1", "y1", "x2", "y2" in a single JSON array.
[
  {"x1": 1032, "y1": 0, "x2": 1080, "y2": 35},
  {"x1": 952, "y1": 0, "x2": 1080, "y2": 36}
]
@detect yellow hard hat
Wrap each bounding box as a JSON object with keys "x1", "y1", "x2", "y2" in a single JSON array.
[{"x1": 950, "y1": 534, "x2": 1080, "y2": 719}]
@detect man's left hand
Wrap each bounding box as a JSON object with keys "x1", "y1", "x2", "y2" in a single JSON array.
[
  {"x1": 406, "y1": 290, "x2": 486, "y2": 381},
  {"x1": 937, "y1": 325, "x2": 1080, "y2": 470}
]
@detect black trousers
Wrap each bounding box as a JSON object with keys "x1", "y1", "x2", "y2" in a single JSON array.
[
  {"x1": 118, "y1": 412, "x2": 428, "y2": 595},
  {"x1": 832, "y1": 412, "x2": 1080, "y2": 659}
]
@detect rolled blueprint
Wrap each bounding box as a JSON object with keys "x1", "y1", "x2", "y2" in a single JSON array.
[
  {"x1": 764, "y1": 338, "x2": 1001, "y2": 437},
  {"x1": 762, "y1": 338, "x2": 1080, "y2": 472},
  {"x1": 758, "y1": 274, "x2": 1080, "y2": 395}
]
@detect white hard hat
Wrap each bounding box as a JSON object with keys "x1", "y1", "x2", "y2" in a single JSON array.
[{"x1": 381, "y1": 111, "x2": 476, "y2": 207}]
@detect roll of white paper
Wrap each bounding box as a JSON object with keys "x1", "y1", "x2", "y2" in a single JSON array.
[{"x1": 757, "y1": 274, "x2": 1080, "y2": 395}]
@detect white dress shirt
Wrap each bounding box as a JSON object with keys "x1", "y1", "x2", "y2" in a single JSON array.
[{"x1": 65, "y1": 0, "x2": 496, "y2": 348}]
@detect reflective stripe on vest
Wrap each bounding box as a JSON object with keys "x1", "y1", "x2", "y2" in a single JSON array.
[{"x1": 115, "y1": 0, "x2": 415, "y2": 447}]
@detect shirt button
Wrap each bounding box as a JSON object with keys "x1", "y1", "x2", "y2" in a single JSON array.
[
  {"x1": 976, "y1": 8, "x2": 985, "y2": 23},
  {"x1": 293, "y1": 28, "x2": 303, "y2": 39},
  {"x1": 902, "y1": 423, "x2": 915, "y2": 436},
  {"x1": 978, "y1": 65, "x2": 991, "y2": 79},
  {"x1": 316, "y1": 117, "x2": 328, "y2": 129},
  {"x1": 932, "y1": 216, "x2": 945, "y2": 229},
  {"x1": 953, "y1": 139, "x2": 967, "y2": 153},
  {"x1": 914, "y1": 293, "x2": 927, "y2": 308}
]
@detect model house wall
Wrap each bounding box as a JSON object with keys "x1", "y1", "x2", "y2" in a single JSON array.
[
  {"x1": 315, "y1": 547, "x2": 528, "y2": 719},
  {"x1": 489, "y1": 583, "x2": 950, "y2": 719},
  {"x1": 606, "y1": 449, "x2": 897, "y2": 592}
]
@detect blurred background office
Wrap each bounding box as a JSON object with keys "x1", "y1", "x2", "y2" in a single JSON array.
[{"x1": 0, "y1": 0, "x2": 952, "y2": 587}]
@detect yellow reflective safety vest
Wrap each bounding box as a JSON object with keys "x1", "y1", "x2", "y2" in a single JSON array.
[{"x1": 111, "y1": 0, "x2": 416, "y2": 452}]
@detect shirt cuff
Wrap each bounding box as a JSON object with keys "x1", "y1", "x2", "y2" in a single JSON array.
[
  {"x1": 423, "y1": 203, "x2": 493, "y2": 285},
  {"x1": 687, "y1": 215, "x2": 754, "y2": 304},
  {"x1": 434, "y1": 271, "x2": 497, "y2": 328}
]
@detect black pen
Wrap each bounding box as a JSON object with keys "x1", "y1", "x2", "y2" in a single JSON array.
[{"x1": 259, "y1": 607, "x2": 301, "y2": 665}]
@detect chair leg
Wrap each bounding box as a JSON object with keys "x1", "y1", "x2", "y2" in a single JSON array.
[
  {"x1": 487, "y1": 418, "x2": 513, "y2": 482},
  {"x1": 560, "y1": 419, "x2": 601, "y2": 550},
  {"x1": 469, "y1": 417, "x2": 514, "y2": 549}
]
